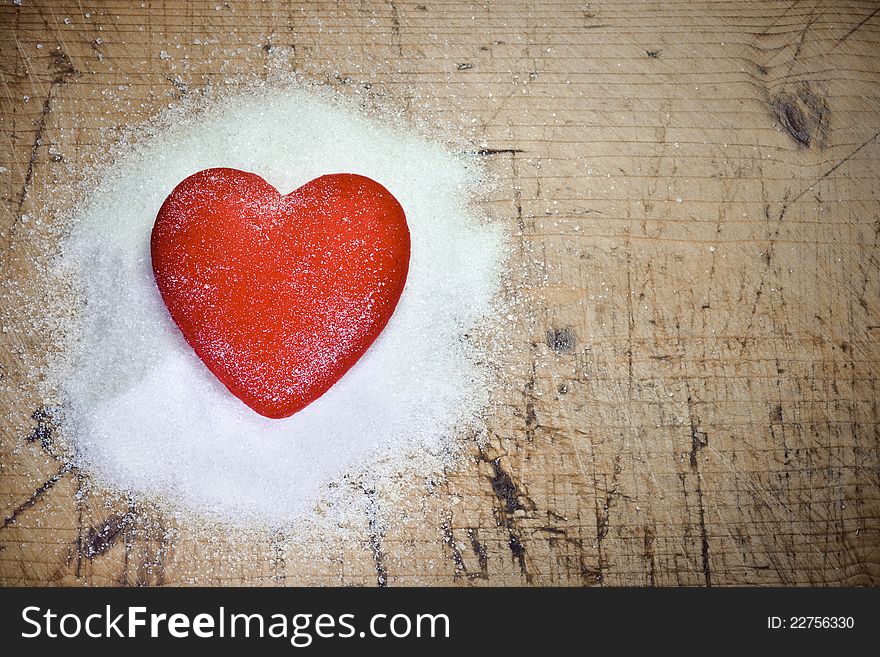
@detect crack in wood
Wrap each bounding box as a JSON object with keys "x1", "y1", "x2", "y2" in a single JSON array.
[
  {"x1": 83, "y1": 511, "x2": 130, "y2": 559},
  {"x1": 487, "y1": 455, "x2": 530, "y2": 514},
  {"x1": 644, "y1": 526, "x2": 657, "y2": 586},
  {"x1": 593, "y1": 453, "x2": 623, "y2": 585},
  {"x1": 686, "y1": 390, "x2": 712, "y2": 587},
  {"x1": 475, "y1": 148, "x2": 525, "y2": 156},
  {"x1": 478, "y1": 448, "x2": 535, "y2": 579},
  {"x1": 440, "y1": 518, "x2": 466, "y2": 575},
  {"x1": 466, "y1": 528, "x2": 489, "y2": 577},
  {"x1": 441, "y1": 520, "x2": 490, "y2": 581},
  {"x1": 363, "y1": 487, "x2": 388, "y2": 587}
]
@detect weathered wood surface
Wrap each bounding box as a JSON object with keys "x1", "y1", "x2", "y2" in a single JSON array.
[{"x1": 2, "y1": 0, "x2": 879, "y2": 586}]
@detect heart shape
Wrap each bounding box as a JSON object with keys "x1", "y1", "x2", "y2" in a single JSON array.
[{"x1": 151, "y1": 168, "x2": 410, "y2": 419}]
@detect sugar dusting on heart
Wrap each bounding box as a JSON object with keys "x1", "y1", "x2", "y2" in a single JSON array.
[{"x1": 41, "y1": 82, "x2": 508, "y2": 531}]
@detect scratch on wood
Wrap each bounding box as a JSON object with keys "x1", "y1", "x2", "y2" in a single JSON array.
[
  {"x1": 12, "y1": 45, "x2": 76, "y2": 235},
  {"x1": 779, "y1": 129, "x2": 880, "y2": 220},
  {"x1": 831, "y1": 6, "x2": 880, "y2": 50},
  {"x1": 389, "y1": 1, "x2": 402, "y2": 56},
  {"x1": 2, "y1": 463, "x2": 72, "y2": 530}
]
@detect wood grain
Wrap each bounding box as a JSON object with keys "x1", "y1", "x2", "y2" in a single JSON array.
[{"x1": 2, "y1": 0, "x2": 879, "y2": 586}]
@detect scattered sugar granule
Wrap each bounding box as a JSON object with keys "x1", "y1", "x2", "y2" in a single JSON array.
[{"x1": 47, "y1": 83, "x2": 506, "y2": 528}]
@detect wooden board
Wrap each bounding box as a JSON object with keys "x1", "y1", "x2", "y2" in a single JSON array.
[{"x1": 2, "y1": 0, "x2": 879, "y2": 586}]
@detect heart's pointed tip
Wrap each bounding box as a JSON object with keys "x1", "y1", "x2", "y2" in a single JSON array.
[
  {"x1": 253, "y1": 406, "x2": 299, "y2": 421},
  {"x1": 239, "y1": 386, "x2": 315, "y2": 420}
]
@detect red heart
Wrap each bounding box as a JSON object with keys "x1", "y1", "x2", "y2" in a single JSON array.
[{"x1": 150, "y1": 168, "x2": 410, "y2": 419}]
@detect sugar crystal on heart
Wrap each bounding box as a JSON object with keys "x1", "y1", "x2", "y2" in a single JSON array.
[{"x1": 150, "y1": 168, "x2": 410, "y2": 419}]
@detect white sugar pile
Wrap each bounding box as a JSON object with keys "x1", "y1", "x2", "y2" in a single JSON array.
[{"x1": 47, "y1": 83, "x2": 505, "y2": 527}]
